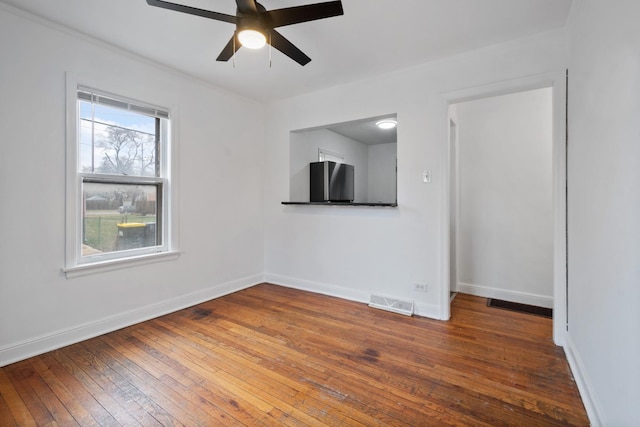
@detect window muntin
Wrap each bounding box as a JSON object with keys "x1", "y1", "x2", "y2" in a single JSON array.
[{"x1": 74, "y1": 87, "x2": 170, "y2": 264}]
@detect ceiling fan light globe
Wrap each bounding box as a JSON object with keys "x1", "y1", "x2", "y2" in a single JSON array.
[{"x1": 238, "y1": 29, "x2": 266, "y2": 49}]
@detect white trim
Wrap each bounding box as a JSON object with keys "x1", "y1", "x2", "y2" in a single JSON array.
[
  {"x1": 0, "y1": 274, "x2": 264, "y2": 367},
  {"x1": 265, "y1": 274, "x2": 441, "y2": 319},
  {"x1": 63, "y1": 251, "x2": 180, "y2": 279},
  {"x1": 412, "y1": 301, "x2": 440, "y2": 319},
  {"x1": 439, "y1": 70, "x2": 568, "y2": 344},
  {"x1": 437, "y1": 99, "x2": 452, "y2": 321},
  {"x1": 448, "y1": 116, "x2": 460, "y2": 294},
  {"x1": 65, "y1": 72, "x2": 80, "y2": 270},
  {"x1": 65, "y1": 73, "x2": 180, "y2": 275},
  {"x1": 564, "y1": 334, "x2": 605, "y2": 427},
  {"x1": 457, "y1": 282, "x2": 553, "y2": 309},
  {"x1": 167, "y1": 106, "x2": 181, "y2": 256},
  {"x1": 550, "y1": 71, "x2": 568, "y2": 346},
  {"x1": 265, "y1": 273, "x2": 369, "y2": 303}
]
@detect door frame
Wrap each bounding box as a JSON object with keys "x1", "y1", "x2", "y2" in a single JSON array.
[
  {"x1": 438, "y1": 71, "x2": 567, "y2": 345},
  {"x1": 448, "y1": 117, "x2": 459, "y2": 295}
]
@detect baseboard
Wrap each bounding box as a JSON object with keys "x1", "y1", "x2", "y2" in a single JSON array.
[
  {"x1": 0, "y1": 274, "x2": 264, "y2": 367},
  {"x1": 265, "y1": 273, "x2": 370, "y2": 303},
  {"x1": 265, "y1": 274, "x2": 441, "y2": 319},
  {"x1": 457, "y1": 282, "x2": 553, "y2": 308},
  {"x1": 413, "y1": 301, "x2": 441, "y2": 319},
  {"x1": 564, "y1": 334, "x2": 605, "y2": 426}
]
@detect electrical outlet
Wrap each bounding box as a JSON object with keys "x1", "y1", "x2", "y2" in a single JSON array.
[{"x1": 414, "y1": 283, "x2": 428, "y2": 292}]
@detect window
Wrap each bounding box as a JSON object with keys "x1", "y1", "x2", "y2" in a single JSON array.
[
  {"x1": 318, "y1": 148, "x2": 344, "y2": 163},
  {"x1": 65, "y1": 83, "x2": 176, "y2": 276}
]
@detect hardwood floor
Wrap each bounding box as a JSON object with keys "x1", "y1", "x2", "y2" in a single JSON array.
[{"x1": 1, "y1": 283, "x2": 588, "y2": 426}]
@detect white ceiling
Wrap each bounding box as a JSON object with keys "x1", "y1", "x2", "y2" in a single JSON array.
[
  {"x1": 328, "y1": 115, "x2": 397, "y2": 146},
  {"x1": 2, "y1": 0, "x2": 573, "y2": 102}
]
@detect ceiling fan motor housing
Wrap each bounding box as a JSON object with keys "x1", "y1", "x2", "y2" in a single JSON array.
[{"x1": 237, "y1": 15, "x2": 266, "y2": 35}]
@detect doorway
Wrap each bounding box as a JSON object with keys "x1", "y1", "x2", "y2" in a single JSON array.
[
  {"x1": 452, "y1": 88, "x2": 554, "y2": 308},
  {"x1": 440, "y1": 73, "x2": 567, "y2": 345}
]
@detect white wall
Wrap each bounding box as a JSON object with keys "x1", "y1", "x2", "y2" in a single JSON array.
[
  {"x1": 0, "y1": 5, "x2": 265, "y2": 365},
  {"x1": 566, "y1": 1, "x2": 640, "y2": 425},
  {"x1": 263, "y1": 30, "x2": 567, "y2": 318},
  {"x1": 455, "y1": 88, "x2": 554, "y2": 307},
  {"x1": 367, "y1": 143, "x2": 397, "y2": 203},
  {"x1": 289, "y1": 128, "x2": 369, "y2": 202}
]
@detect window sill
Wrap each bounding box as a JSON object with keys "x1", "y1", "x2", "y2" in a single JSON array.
[{"x1": 63, "y1": 251, "x2": 180, "y2": 279}]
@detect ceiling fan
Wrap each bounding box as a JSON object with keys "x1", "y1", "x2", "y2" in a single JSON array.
[{"x1": 146, "y1": 0, "x2": 344, "y2": 66}]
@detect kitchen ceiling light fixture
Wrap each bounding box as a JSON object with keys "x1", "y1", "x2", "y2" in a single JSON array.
[{"x1": 376, "y1": 119, "x2": 397, "y2": 130}]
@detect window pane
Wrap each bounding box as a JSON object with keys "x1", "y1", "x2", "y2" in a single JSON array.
[
  {"x1": 82, "y1": 182, "x2": 159, "y2": 256},
  {"x1": 79, "y1": 100, "x2": 158, "y2": 177}
]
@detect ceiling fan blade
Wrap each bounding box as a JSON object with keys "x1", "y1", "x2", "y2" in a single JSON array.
[
  {"x1": 235, "y1": 0, "x2": 258, "y2": 15},
  {"x1": 265, "y1": 1, "x2": 343, "y2": 28},
  {"x1": 268, "y1": 30, "x2": 311, "y2": 66},
  {"x1": 146, "y1": 0, "x2": 236, "y2": 24},
  {"x1": 216, "y1": 33, "x2": 241, "y2": 62}
]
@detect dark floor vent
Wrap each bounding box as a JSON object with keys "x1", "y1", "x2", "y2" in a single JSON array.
[{"x1": 487, "y1": 298, "x2": 552, "y2": 318}]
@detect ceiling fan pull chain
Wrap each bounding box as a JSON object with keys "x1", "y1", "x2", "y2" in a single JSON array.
[
  {"x1": 269, "y1": 31, "x2": 272, "y2": 68},
  {"x1": 232, "y1": 32, "x2": 236, "y2": 68}
]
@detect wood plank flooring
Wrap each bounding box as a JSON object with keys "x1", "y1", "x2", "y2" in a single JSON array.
[{"x1": 0, "y1": 283, "x2": 589, "y2": 426}]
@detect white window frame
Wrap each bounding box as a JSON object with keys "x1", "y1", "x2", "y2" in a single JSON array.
[
  {"x1": 63, "y1": 74, "x2": 179, "y2": 278},
  {"x1": 318, "y1": 148, "x2": 344, "y2": 163}
]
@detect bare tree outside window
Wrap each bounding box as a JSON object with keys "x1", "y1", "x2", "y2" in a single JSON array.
[
  {"x1": 79, "y1": 97, "x2": 157, "y2": 177},
  {"x1": 95, "y1": 125, "x2": 156, "y2": 176}
]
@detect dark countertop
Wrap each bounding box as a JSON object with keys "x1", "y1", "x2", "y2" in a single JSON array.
[{"x1": 282, "y1": 201, "x2": 398, "y2": 207}]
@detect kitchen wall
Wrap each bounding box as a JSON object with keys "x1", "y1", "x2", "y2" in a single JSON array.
[
  {"x1": 455, "y1": 88, "x2": 554, "y2": 307},
  {"x1": 367, "y1": 143, "x2": 397, "y2": 204},
  {"x1": 566, "y1": 0, "x2": 640, "y2": 425},
  {"x1": 289, "y1": 128, "x2": 369, "y2": 202},
  {"x1": 289, "y1": 127, "x2": 397, "y2": 204},
  {"x1": 0, "y1": 5, "x2": 265, "y2": 365}
]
